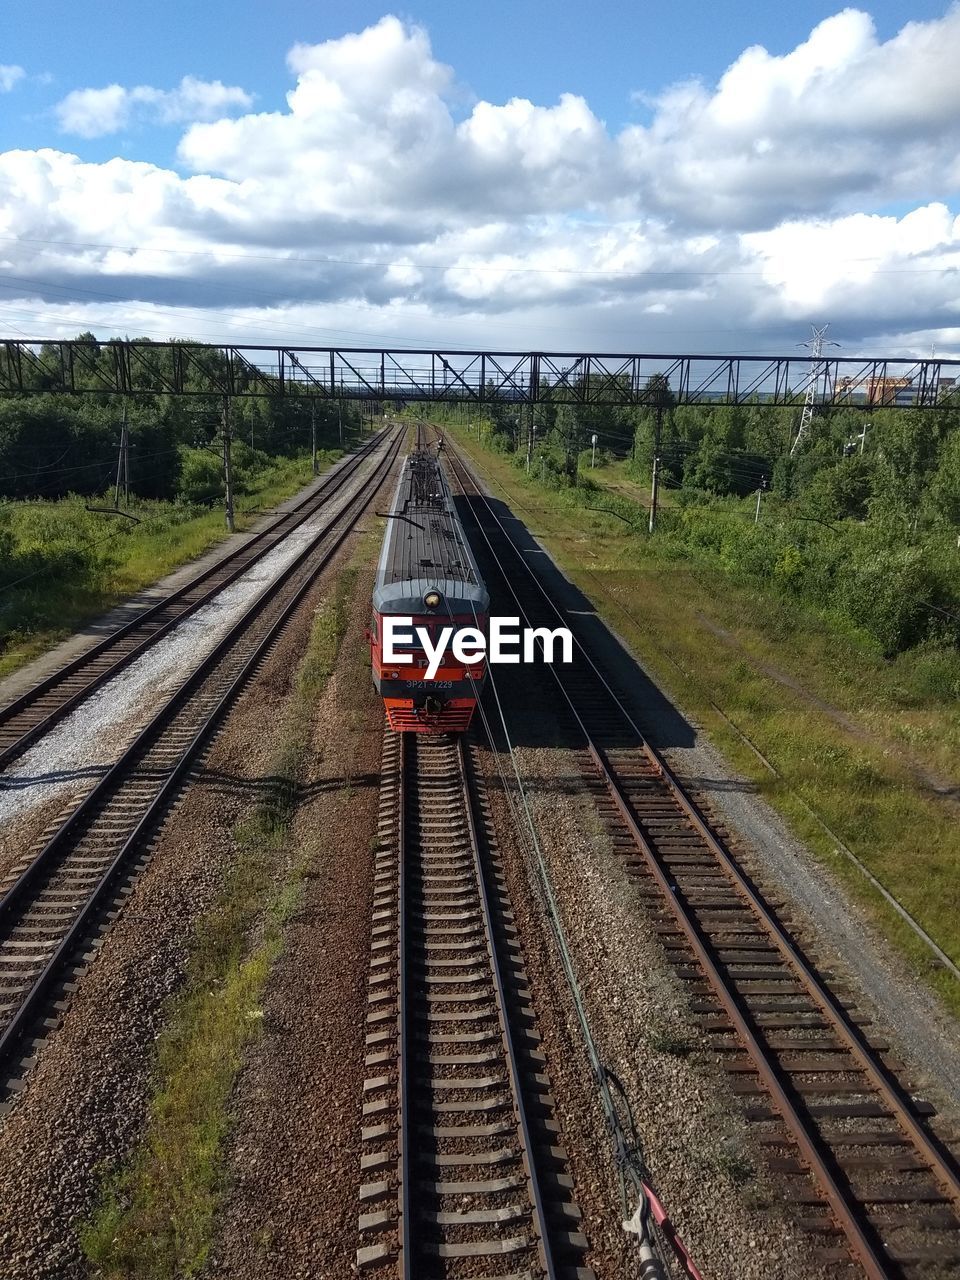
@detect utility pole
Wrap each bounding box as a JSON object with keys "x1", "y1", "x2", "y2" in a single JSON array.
[
  {"x1": 648, "y1": 403, "x2": 664, "y2": 534},
  {"x1": 122, "y1": 407, "x2": 129, "y2": 506},
  {"x1": 859, "y1": 420, "x2": 870, "y2": 454},
  {"x1": 114, "y1": 406, "x2": 129, "y2": 508},
  {"x1": 311, "y1": 400, "x2": 318, "y2": 475},
  {"x1": 791, "y1": 324, "x2": 839, "y2": 456},
  {"x1": 222, "y1": 396, "x2": 235, "y2": 533},
  {"x1": 591, "y1": 432, "x2": 598, "y2": 468},
  {"x1": 338, "y1": 398, "x2": 343, "y2": 448},
  {"x1": 755, "y1": 477, "x2": 767, "y2": 524}
]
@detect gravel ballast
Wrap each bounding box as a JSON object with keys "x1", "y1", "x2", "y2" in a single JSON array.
[
  {"x1": 207, "y1": 553, "x2": 384, "y2": 1279},
  {"x1": 0, "y1": 481, "x2": 395, "y2": 1278},
  {"x1": 480, "y1": 716, "x2": 828, "y2": 1280},
  {"x1": 0, "y1": 450, "x2": 384, "y2": 831},
  {"x1": 451, "y1": 442, "x2": 960, "y2": 1277}
]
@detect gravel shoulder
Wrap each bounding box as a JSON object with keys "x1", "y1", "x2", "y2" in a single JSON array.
[{"x1": 205, "y1": 548, "x2": 383, "y2": 1280}]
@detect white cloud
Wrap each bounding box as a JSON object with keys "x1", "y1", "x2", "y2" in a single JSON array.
[
  {"x1": 56, "y1": 85, "x2": 129, "y2": 138},
  {"x1": 55, "y1": 75, "x2": 253, "y2": 138},
  {"x1": 742, "y1": 205, "x2": 960, "y2": 330},
  {"x1": 618, "y1": 7, "x2": 960, "y2": 226},
  {"x1": 2, "y1": 11, "x2": 960, "y2": 357},
  {"x1": 0, "y1": 64, "x2": 25, "y2": 92},
  {"x1": 177, "y1": 17, "x2": 612, "y2": 218},
  {"x1": 174, "y1": 9, "x2": 960, "y2": 233}
]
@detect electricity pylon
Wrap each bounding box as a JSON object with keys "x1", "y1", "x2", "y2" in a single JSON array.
[{"x1": 790, "y1": 324, "x2": 839, "y2": 456}]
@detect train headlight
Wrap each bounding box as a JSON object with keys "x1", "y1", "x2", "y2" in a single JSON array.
[{"x1": 424, "y1": 590, "x2": 442, "y2": 609}]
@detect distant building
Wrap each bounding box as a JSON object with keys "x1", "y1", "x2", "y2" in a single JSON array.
[
  {"x1": 866, "y1": 376, "x2": 912, "y2": 405},
  {"x1": 831, "y1": 372, "x2": 959, "y2": 407}
]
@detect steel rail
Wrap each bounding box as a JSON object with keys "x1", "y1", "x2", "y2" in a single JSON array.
[
  {"x1": 457, "y1": 737, "x2": 559, "y2": 1280},
  {"x1": 397, "y1": 731, "x2": 414, "y2": 1280},
  {"x1": 0, "y1": 429, "x2": 403, "y2": 1074},
  {"x1": 446, "y1": 442, "x2": 960, "y2": 1215},
  {"x1": 594, "y1": 751, "x2": 889, "y2": 1279},
  {"x1": 394, "y1": 732, "x2": 568, "y2": 1277},
  {"x1": 0, "y1": 431, "x2": 399, "y2": 927},
  {"x1": 443, "y1": 438, "x2": 960, "y2": 1278},
  {"x1": 0, "y1": 430, "x2": 387, "y2": 770}
]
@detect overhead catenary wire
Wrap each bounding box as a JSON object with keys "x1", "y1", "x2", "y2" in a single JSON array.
[
  {"x1": 437, "y1": 439, "x2": 701, "y2": 1279},
  {"x1": 460, "y1": 639, "x2": 677, "y2": 1278},
  {"x1": 4, "y1": 232, "x2": 958, "y2": 277}
]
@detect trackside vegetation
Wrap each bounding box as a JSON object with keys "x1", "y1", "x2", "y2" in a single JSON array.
[
  {"x1": 0, "y1": 331, "x2": 379, "y2": 674},
  {"x1": 422, "y1": 385, "x2": 960, "y2": 659},
  {"x1": 81, "y1": 566, "x2": 358, "y2": 1279}
]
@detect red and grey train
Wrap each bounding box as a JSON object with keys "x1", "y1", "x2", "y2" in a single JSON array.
[{"x1": 371, "y1": 447, "x2": 489, "y2": 732}]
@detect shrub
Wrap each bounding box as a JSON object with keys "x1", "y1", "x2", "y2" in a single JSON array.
[
  {"x1": 488, "y1": 431, "x2": 514, "y2": 454},
  {"x1": 178, "y1": 449, "x2": 224, "y2": 505},
  {"x1": 835, "y1": 544, "x2": 958, "y2": 656}
]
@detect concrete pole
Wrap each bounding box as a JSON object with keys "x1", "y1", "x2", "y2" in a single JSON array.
[
  {"x1": 755, "y1": 486, "x2": 762, "y2": 524},
  {"x1": 121, "y1": 407, "x2": 129, "y2": 506},
  {"x1": 312, "y1": 400, "x2": 318, "y2": 475},
  {"x1": 113, "y1": 413, "x2": 124, "y2": 510},
  {"x1": 648, "y1": 456, "x2": 659, "y2": 534},
  {"x1": 222, "y1": 396, "x2": 235, "y2": 533},
  {"x1": 648, "y1": 403, "x2": 663, "y2": 534}
]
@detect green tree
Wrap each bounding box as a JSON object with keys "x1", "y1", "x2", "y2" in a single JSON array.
[
  {"x1": 803, "y1": 455, "x2": 874, "y2": 521},
  {"x1": 928, "y1": 429, "x2": 960, "y2": 526}
]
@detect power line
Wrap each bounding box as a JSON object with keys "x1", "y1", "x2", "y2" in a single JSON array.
[{"x1": 3, "y1": 233, "x2": 959, "y2": 278}]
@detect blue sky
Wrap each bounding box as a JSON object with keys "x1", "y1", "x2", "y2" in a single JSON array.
[
  {"x1": 1, "y1": 3, "x2": 959, "y2": 353},
  {"x1": 3, "y1": 0, "x2": 950, "y2": 158}
]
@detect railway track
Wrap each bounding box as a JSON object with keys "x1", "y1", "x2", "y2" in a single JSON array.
[
  {"x1": 444, "y1": 438, "x2": 960, "y2": 1280},
  {"x1": 0, "y1": 428, "x2": 403, "y2": 1094},
  {"x1": 0, "y1": 429, "x2": 387, "y2": 771},
  {"x1": 358, "y1": 729, "x2": 593, "y2": 1278}
]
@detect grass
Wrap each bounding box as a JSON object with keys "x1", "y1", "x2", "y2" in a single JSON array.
[
  {"x1": 445, "y1": 423, "x2": 960, "y2": 1018},
  {"x1": 81, "y1": 565, "x2": 358, "y2": 1279},
  {"x1": 0, "y1": 450, "x2": 344, "y2": 679}
]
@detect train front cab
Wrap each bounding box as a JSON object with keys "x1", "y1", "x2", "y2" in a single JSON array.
[{"x1": 371, "y1": 609, "x2": 488, "y2": 732}]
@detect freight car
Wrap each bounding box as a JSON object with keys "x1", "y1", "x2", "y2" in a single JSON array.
[{"x1": 371, "y1": 447, "x2": 489, "y2": 732}]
